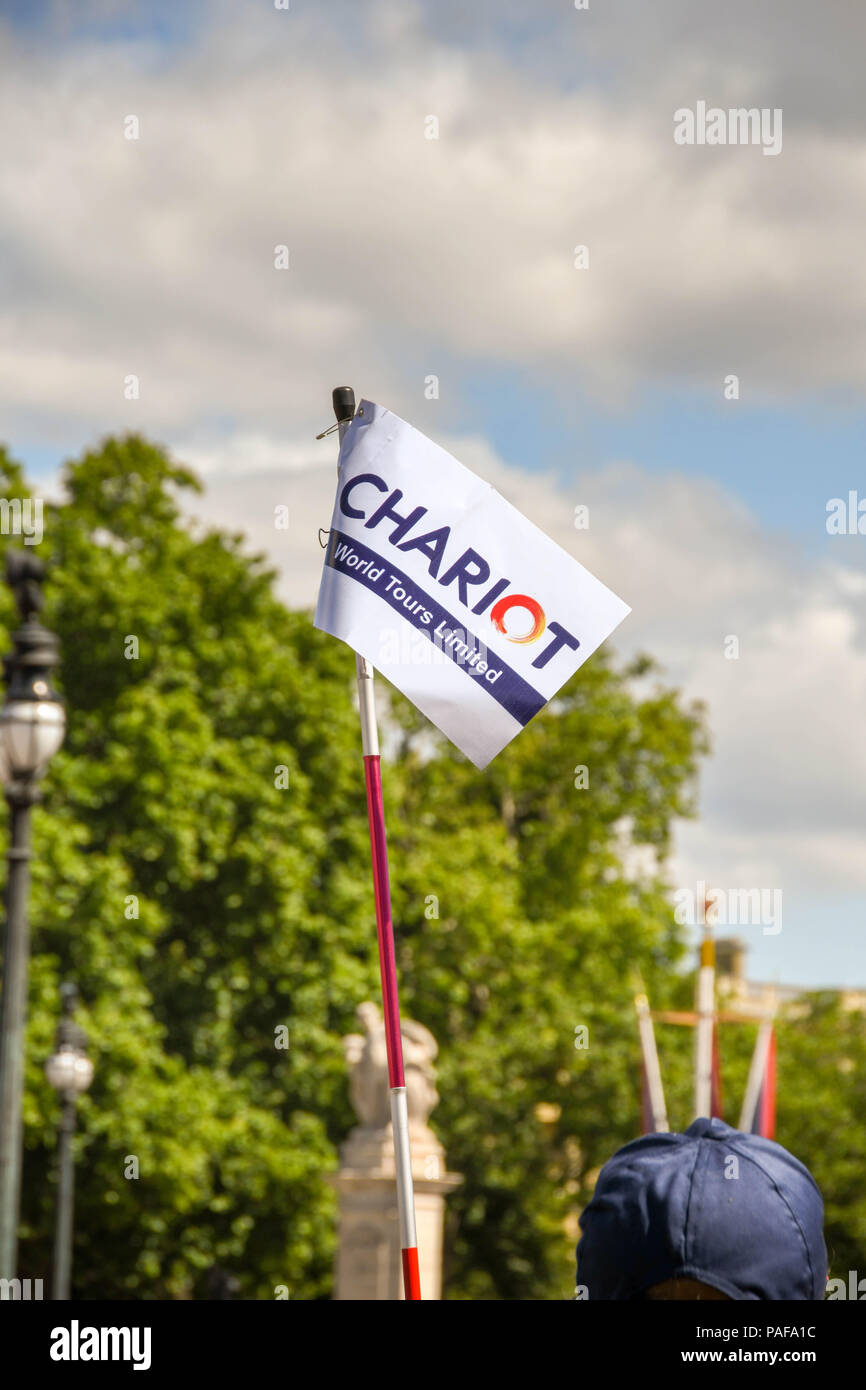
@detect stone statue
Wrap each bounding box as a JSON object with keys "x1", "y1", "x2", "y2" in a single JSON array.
[
  {"x1": 332, "y1": 1001, "x2": 461, "y2": 1300},
  {"x1": 343, "y1": 1001, "x2": 439, "y2": 1131}
]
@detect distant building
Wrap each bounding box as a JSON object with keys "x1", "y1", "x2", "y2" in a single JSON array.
[{"x1": 715, "y1": 936, "x2": 866, "y2": 1015}]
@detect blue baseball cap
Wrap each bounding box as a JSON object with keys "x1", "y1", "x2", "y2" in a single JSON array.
[{"x1": 576, "y1": 1117, "x2": 827, "y2": 1300}]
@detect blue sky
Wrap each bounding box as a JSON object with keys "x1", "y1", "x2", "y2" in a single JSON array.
[
  {"x1": 457, "y1": 372, "x2": 866, "y2": 556},
  {"x1": 15, "y1": 364, "x2": 866, "y2": 569}
]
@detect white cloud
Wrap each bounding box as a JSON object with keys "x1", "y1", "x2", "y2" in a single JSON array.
[
  {"x1": 4, "y1": 2, "x2": 863, "y2": 984},
  {"x1": 2, "y1": 2, "x2": 866, "y2": 451}
]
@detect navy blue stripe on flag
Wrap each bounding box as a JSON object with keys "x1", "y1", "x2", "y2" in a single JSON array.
[{"x1": 324, "y1": 529, "x2": 546, "y2": 728}]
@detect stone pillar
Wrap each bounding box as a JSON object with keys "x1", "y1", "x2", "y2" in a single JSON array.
[{"x1": 330, "y1": 1003, "x2": 462, "y2": 1300}]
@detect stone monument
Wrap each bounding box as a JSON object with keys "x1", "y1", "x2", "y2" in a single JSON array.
[{"x1": 330, "y1": 1001, "x2": 462, "y2": 1300}]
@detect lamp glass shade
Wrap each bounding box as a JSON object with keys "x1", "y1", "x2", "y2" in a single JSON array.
[
  {"x1": 0, "y1": 699, "x2": 65, "y2": 777},
  {"x1": 73, "y1": 1053, "x2": 95, "y2": 1092},
  {"x1": 45, "y1": 1047, "x2": 93, "y2": 1094}
]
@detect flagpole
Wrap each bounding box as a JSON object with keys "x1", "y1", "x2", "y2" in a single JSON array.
[
  {"x1": 331, "y1": 386, "x2": 421, "y2": 1301},
  {"x1": 635, "y1": 993, "x2": 669, "y2": 1132},
  {"x1": 694, "y1": 895, "x2": 716, "y2": 1119}
]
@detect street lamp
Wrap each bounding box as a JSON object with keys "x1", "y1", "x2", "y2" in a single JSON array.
[
  {"x1": 46, "y1": 983, "x2": 93, "y2": 1300},
  {"x1": 0, "y1": 550, "x2": 65, "y2": 1280}
]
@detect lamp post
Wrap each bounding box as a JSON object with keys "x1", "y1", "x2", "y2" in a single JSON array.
[
  {"x1": 46, "y1": 983, "x2": 93, "y2": 1300},
  {"x1": 0, "y1": 551, "x2": 65, "y2": 1280}
]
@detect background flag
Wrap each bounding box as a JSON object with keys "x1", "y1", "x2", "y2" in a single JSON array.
[
  {"x1": 316, "y1": 400, "x2": 630, "y2": 768},
  {"x1": 711, "y1": 1020, "x2": 724, "y2": 1120},
  {"x1": 694, "y1": 928, "x2": 716, "y2": 1119},
  {"x1": 635, "y1": 993, "x2": 669, "y2": 1134},
  {"x1": 640, "y1": 1061, "x2": 653, "y2": 1136},
  {"x1": 739, "y1": 1021, "x2": 777, "y2": 1138}
]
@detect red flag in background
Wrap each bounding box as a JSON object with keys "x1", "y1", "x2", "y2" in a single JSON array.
[
  {"x1": 739, "y1": 1021, "x2": 777, "y2": 1138},
  {"x1": 753, "y1": 1026, "x2": 777, "y2": 1139}
]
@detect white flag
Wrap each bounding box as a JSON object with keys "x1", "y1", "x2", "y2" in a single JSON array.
[{"x1": 315, "y1": 400, "x2": 630, "y2": 768}]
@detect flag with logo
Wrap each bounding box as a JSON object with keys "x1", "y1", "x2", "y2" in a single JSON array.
[{"x1": 315, "y1": 400, "x2": 630, "y2": 768}]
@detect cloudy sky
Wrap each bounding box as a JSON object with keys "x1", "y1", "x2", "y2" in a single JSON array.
[{"x1": 1, "y1": 0, "x2": 864, "y2": 988}]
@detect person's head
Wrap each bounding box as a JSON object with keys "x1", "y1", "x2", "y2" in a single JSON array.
[{"x1": 576, "y1": 1117, "x2": 827, "y2": 1300}]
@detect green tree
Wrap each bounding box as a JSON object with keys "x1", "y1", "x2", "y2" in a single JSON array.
[
  {"x1": 9, "y1": 436, "x2": 369, "y2": 1298},
  {"x1": 0, "y1": 433, "x2": 714, "y2": 1299},
  {"x1": 777, "y1": 994, "x2": 866, "y2": 1282}
]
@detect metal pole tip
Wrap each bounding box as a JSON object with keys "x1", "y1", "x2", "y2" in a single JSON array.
[{"x1": 332, "y1": 386, "x2": 356, "y2": 423}]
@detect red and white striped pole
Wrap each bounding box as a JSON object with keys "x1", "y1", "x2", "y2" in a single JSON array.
[{"x1": 332, "y1": 387, "x2": 421, "y2": 1301}]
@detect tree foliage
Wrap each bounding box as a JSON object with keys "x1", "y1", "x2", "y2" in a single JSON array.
[{"x1": 0, "y1": 434, "x2": 858, "y2": 1300}]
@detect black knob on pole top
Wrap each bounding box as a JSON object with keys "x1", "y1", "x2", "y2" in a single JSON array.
[{"x1": 332, "y1": 386, "x2": 356, "y2": 423}]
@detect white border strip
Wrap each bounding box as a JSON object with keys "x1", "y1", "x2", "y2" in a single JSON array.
[{"x1": 390, "y1": 1087, "x2": 417, "y2": 1249}]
